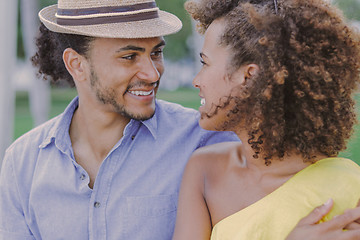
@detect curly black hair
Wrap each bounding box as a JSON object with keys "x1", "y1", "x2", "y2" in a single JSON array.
[
  {"x1": 31, "y1": 23, "x2": 95, "y2": 86},
  {"x1": 186, "y1": 0, "x2": 360, "y2": 164}
]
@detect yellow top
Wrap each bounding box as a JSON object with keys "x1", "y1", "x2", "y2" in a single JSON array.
[{"x1": 211, "y1": 158, "x2": 360, "y2": 240}]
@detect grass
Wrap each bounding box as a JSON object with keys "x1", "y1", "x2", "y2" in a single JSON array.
[{"x1": 14, "y1": 87, "x2": 360, "y2": 164}]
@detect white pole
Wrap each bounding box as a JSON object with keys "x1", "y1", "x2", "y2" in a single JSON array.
[
  {"x1": 0, "y1": 0, "x2": 17, "y2": 163},
  {"x1": 21, "y1": 0, "x2": 50, "y2": 127}
]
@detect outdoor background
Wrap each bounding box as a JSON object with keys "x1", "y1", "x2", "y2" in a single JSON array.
[{"x1": 13, "y1": 0, "x2": 360, "y2": 164}]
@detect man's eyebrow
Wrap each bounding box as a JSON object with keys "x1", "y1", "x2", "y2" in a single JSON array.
[
  {"x1": 200, "y1": 52, "x2": 207, "y2": 59},
  {"x1": 117, "y1": 45, "x2": 145, "y2": 52},
  {"x1": 116, "y1": 40, "x2": 165, "y2": 53},
  {"x1": 153, "y1": 40, "x2": 166, "y2": 50}
]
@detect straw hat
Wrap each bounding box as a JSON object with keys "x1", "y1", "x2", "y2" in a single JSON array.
[{"x1": 39, "y1": 0, "x2": 183, "y2": 38}]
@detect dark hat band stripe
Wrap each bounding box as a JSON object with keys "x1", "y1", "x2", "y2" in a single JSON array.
[
  {"x1": 57, "y1": 2, "x2": 157, "y2": 16},
  {"x1": 56, "y1": 10, "x2": 159, "y2": 26}
]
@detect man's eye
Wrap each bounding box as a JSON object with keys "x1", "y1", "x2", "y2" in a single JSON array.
[
  {"x1": 200, "y1": 59, "x2": 207, "y2": 66},
  {"x1": 122, "y1": 54, "x2": 136, "y2": 60},
  {"x1": 151, "y1": 50, "x2": 163, "y2": 57}
]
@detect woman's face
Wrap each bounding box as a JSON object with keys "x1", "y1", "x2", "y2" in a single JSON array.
[{"x1": 193, "y1": 19, "x2": 247, "y2": 131}]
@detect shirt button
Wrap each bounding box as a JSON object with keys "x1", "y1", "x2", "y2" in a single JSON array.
[
  {"x1": 131, "y1": 135, "x2": 135, "y2": 140},
  {"x1": 80, "y1": 174, "x2": 86, "y2": 180},
  {"x1": 94, "y1": 202, "x2": 101, "y2": 208}
]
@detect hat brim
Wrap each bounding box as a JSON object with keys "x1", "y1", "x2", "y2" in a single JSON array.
[{"x1": 39, "y1": 4, "x2": 182, "y2": 38}]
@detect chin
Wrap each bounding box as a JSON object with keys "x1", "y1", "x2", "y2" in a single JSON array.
[
  {"x1": 132, "y1": 115, "x2": 154, "y2": 121},
  {"x1": 199, "y1": 113, "x2": 231, "y2": 132},
  {"x1": 199, "y1": 119, "x2": 216, "y2": 131},
  {"x1": 126, "y1": 107, "x2": 156, "y2": 121},
  {"x1": 115, "y1": 101, "x2": 156, "y2": 120}
]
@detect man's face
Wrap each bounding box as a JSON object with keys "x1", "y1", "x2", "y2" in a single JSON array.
[{"x1": 85, "y1": 37, "x2": 165, "y2": 121}]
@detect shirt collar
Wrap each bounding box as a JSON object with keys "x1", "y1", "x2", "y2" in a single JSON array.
[
  {"x1": 40, "y1": 97, "x2": 159, "y2": 149},
  {"x1": 39, "y1": 96, "x2": 78, "y2": 151},
  {"x1": 139, "y1": 102, "x2": 158, "y2": 140}
]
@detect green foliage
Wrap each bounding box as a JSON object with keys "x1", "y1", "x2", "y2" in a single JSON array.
[
  {"x1": 156, "y1": 0, "x2": 192, "y2": 60},
  {"x1": 333, "y1": 0, "x2": 360, "y2": 21},
  {"x1": 339, "y1": 94, "x2": 360, "y2": 162},
  {"x1": 17, "y1": 0, "x2": 57, "y2": 59},
  {"x1": 18, "y1": 0, "x2": 360, "y2": 60},
  {"x1": 40, "y1": 0, "x2": 57, "y2": 8},
  {"x1": 17, "y1": 0, "x2": 25, "y2": 59}
]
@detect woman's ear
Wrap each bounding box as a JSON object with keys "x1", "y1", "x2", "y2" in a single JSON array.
[
  {"x1": 244, "y1": 64, "x2": 259, "y2": 80},
  {"x1": 63, "y1": 48, "x2": 89, "y2": 83},
  {"x1": 231, "y1": 64, "x2": 260, "y2": 85}
]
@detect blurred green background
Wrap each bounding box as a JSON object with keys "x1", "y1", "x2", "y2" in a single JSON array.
[
  {"x1": 14, "y1": 89, "x2": 360, "y2": 165},
  {"x1": 16, "y1": 0, "x2": 360, "y2": 60},
  {"x1": 13, "y1": 0, "x2": 360, "y2": 165}
]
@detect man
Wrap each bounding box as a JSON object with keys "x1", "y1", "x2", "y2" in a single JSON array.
[{"x1": 0, "y1": 0, "x2": 239, "y2": 239}]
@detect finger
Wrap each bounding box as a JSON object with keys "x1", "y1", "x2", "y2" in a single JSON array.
[
  {"x1": 353, "y1": 200, "x2": 360, "y2": 223},
  {"x1": 342, "y1": 229, "x2": 360, "y2": 240},
  {"x1": 344, "y1": 222, "x2": 360, "y2": 231},
  {"x1": 325, "y1": 207, "x2": 360, "y2": 230},
  {"x1": 297, "y1": 199, "x2": 334, "y2": 226}
]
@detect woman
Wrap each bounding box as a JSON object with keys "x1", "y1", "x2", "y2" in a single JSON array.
[{"x1": 173, "y1": 0, "x2": 360, "y2": 239}]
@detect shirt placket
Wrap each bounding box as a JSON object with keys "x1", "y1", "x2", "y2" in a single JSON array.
[{"x1": 88, "y1": 121, "x2": 139, "y2": 240}]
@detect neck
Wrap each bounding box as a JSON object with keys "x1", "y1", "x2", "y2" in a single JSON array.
[
  {"x1": 69, "y1": 98, "x2": 130, "y2": 161},
  {"x1": 235, "y1": 131, "x2": 320, "y2": 177}
]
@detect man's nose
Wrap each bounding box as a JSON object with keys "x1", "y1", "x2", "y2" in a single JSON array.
[{"x1": 137, "y1": 58, "x2": 160, "y2": 82}]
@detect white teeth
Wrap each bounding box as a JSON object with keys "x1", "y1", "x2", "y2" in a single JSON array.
[
  {"x1": 201, "y1": 98, "x2": 205, "y2": 106},
  {"x1": 128, "y1": 89, "x2": 153, "y2": 96}
]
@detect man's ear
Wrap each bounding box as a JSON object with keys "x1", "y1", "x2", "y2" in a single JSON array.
[{"x1": 63, "y1": 48, "x2": 88, "y2": 83}]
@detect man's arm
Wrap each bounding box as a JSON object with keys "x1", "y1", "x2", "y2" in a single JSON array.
[
  {"x1": 0, "y1": 150, "x2": 35, "y2": 240},
  {"x1": 172, "y1": 154, "x2": 212, "y2": 240},
  {"x1": 287, "y1": 199, "x2": 360, "y2": 240}
]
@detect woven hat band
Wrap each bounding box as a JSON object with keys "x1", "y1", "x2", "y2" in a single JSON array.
[
  {"x1": 56, "y1": 2, "x2": 159, "y2": 26},
  {"x1": 56, "y1": 10, "x2": 159, "y2": 25}
]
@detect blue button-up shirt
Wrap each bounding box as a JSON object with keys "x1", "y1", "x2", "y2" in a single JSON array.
[{"x1": 0, "y1": 97, "x2": 239, "y2": 240}]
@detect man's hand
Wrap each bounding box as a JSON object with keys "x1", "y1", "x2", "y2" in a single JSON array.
[
  {"x1": 345, "y1": 199, "x2": 360, "y2": 231},
  {"x1": 286, "y1": 199, "x2": 360, "y2": 240}
]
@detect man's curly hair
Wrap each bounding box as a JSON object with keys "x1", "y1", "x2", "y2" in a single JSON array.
[
  {"x1": 31, "y1": 23, "x2": 94, "y2": 86},
  {"x1": 186, "y1": 0, "x2": 360, "y2": 165}
]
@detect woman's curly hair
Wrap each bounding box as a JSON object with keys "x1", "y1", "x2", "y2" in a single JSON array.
[
  {"x1": 186, "y1": 0, "x2": 360, "y2": 164},
  {"x1": 31, "y1": 23, "x2": 94, "y2": 86}
]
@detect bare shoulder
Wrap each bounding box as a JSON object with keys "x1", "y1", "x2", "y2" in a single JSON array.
[
  {"x1": 174, "y1": 138, "x2": 240, "y2": 239},
  {"x1": 187, "y1": 141, "x2": 243, "y2": 176},
  {"x1": 194, "y1": 141, "x2": 242, "y2": 156}
]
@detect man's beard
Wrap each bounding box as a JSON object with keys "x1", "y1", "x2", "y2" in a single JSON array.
[{"x1": 90, "y1": 69, "x2": 155, "y2": 121}]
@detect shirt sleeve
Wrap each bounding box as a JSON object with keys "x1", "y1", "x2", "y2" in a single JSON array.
[
  {"x1": 0, "y1": 150, "x2": 35, "y2": 240},
  {"x1": 199, "y1": 130, "x2": 240, "y2": 148}
]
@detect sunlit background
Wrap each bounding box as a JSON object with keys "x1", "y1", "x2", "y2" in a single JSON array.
[{"x1": 1, "y1": 0, "x2": 360, "y2": 164}]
